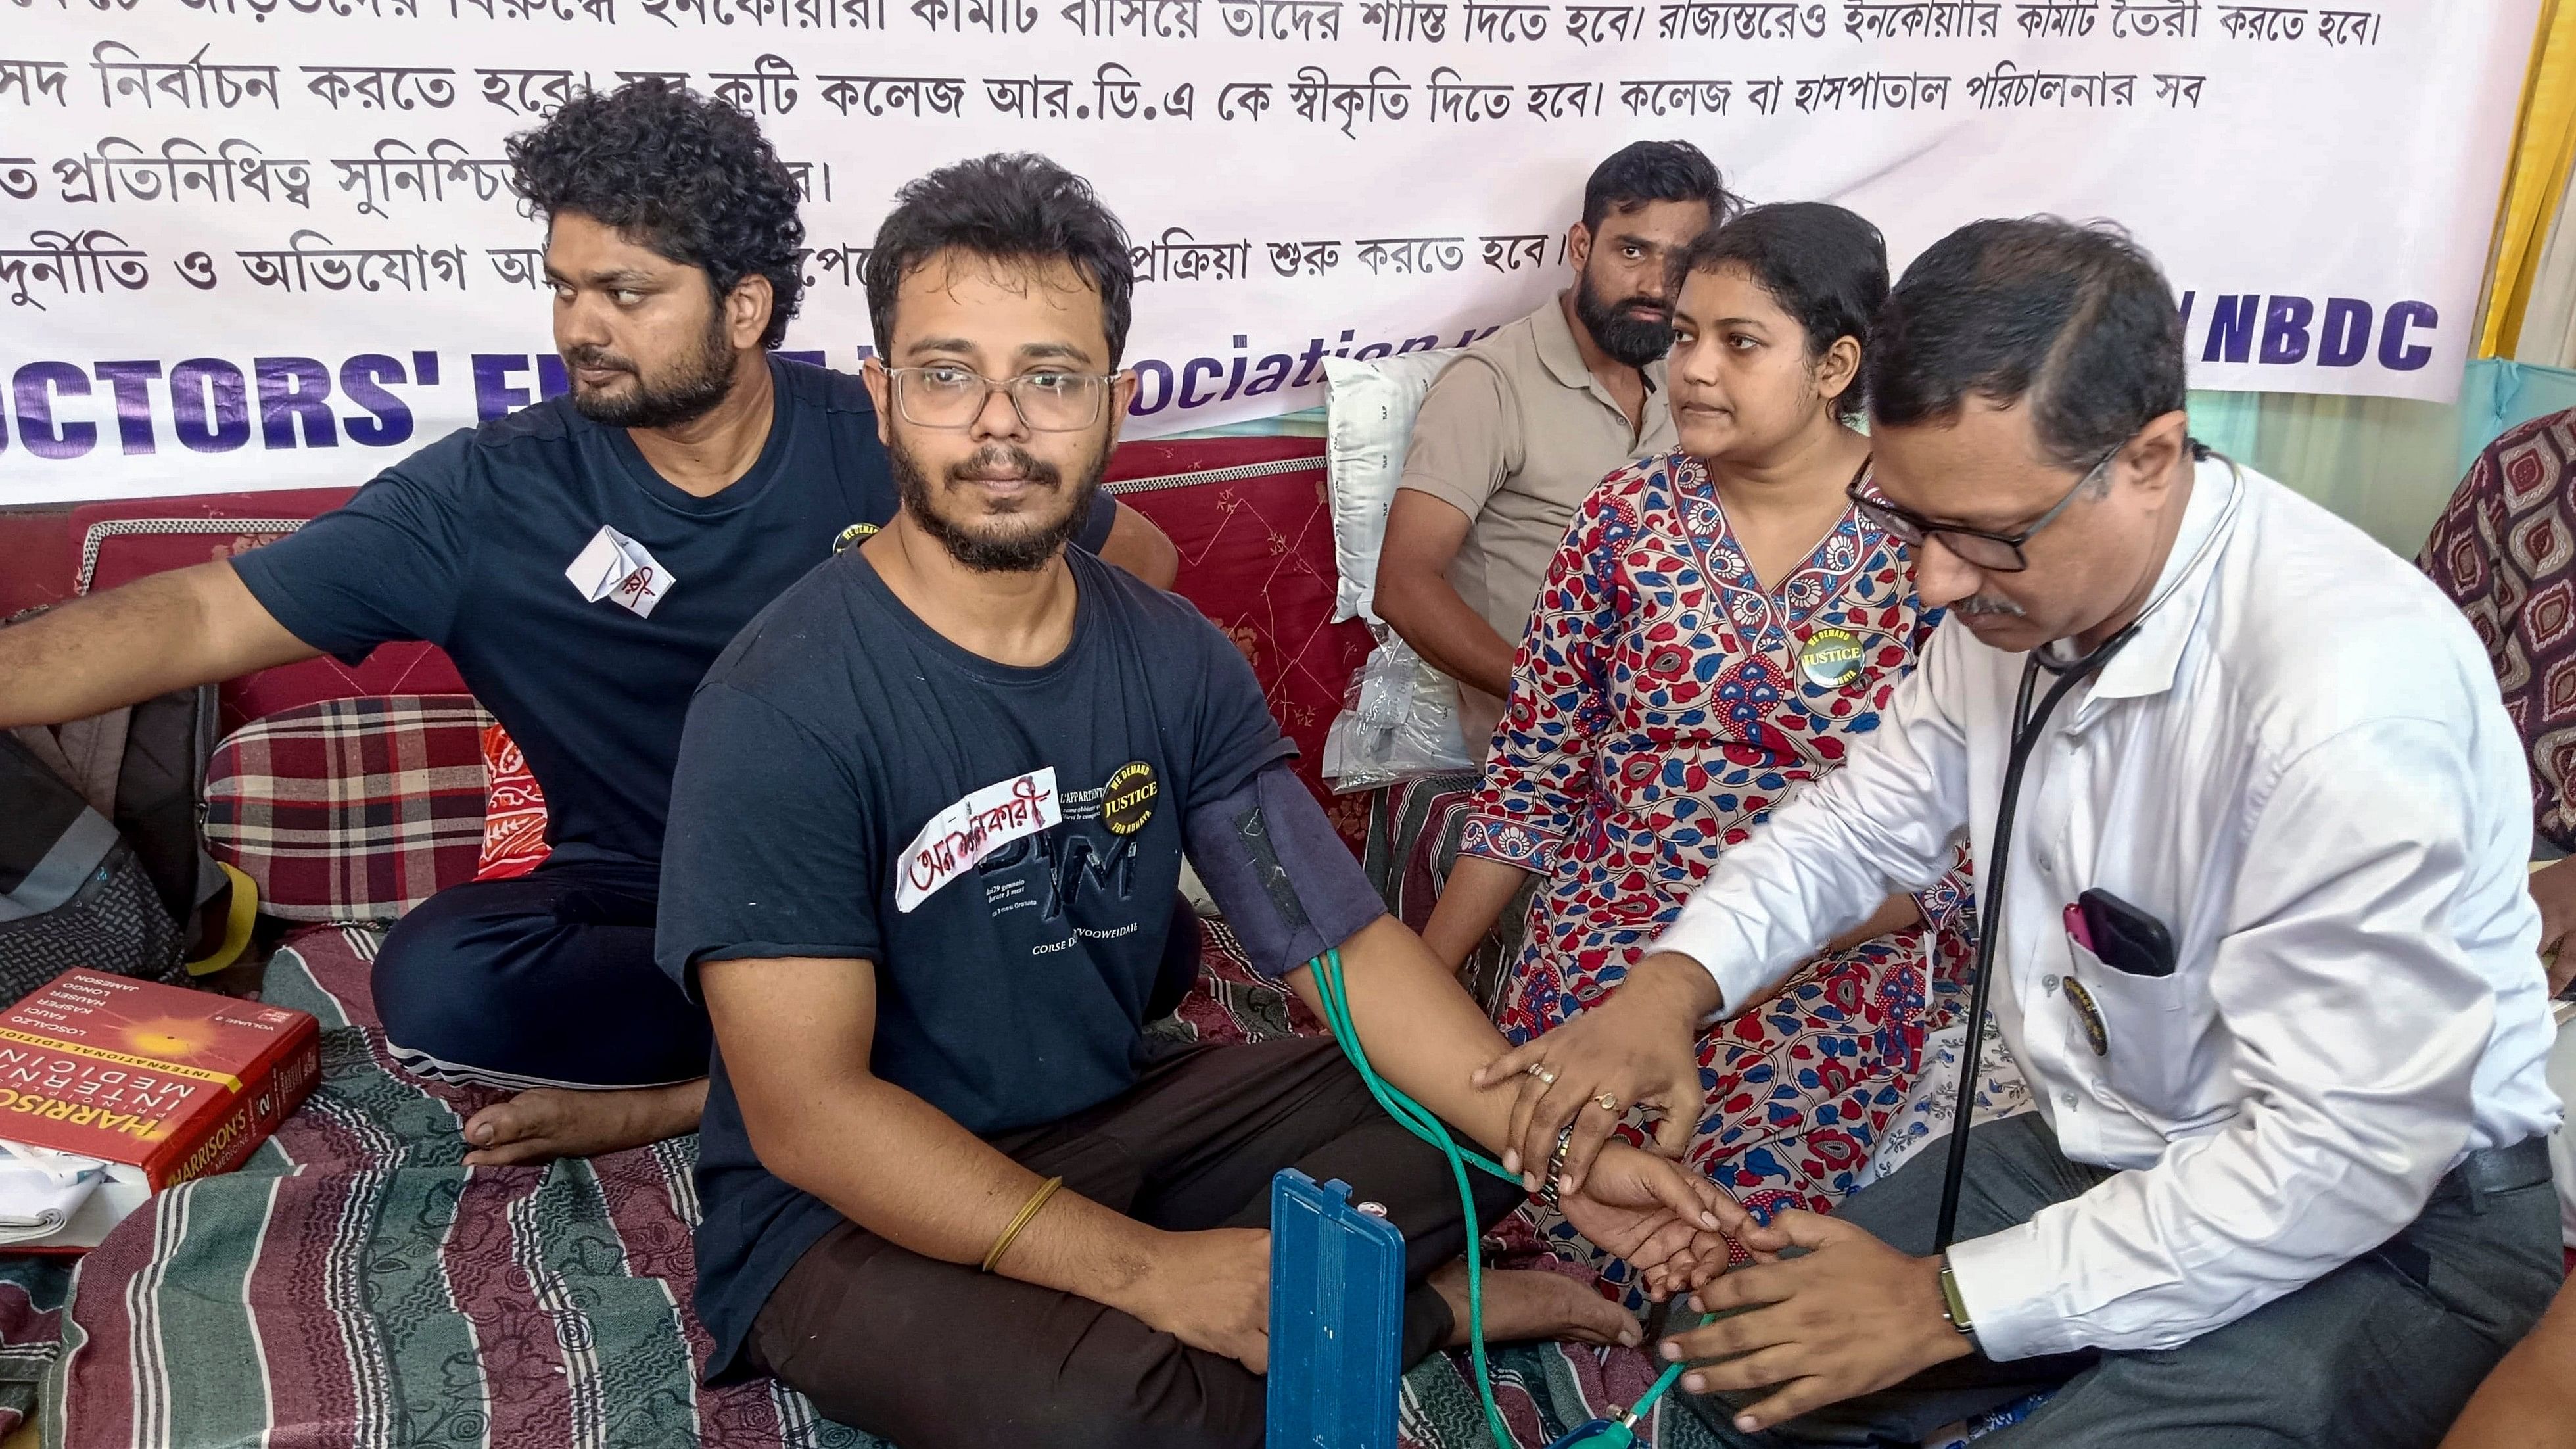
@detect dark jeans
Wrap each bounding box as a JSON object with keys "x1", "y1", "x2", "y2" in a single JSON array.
[
  {"x1": 372, "y1": 857, "x2": 711, "y2": 1089},
  {"x1": 1684, "y1": 1112, "x2": 2561, "y2": 1449},
  {"x1": 744, "y1": 1037, "x2": 1524, "y2": 1449}
]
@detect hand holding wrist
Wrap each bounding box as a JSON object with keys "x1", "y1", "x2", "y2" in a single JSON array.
[
  {"x1": 1476, "y1": 950, "x2": 1718, "y2": 1185},
  {"x1": 1662, "y1": 1216, "x2": 1973, "y2": 1432}
]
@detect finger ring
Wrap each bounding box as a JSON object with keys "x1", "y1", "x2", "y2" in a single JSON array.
[
  {"x1": 1593, "y1": 1092, "x2": 1620, "y2": 1113},
  {"x1": 1528, "y1": 1064, "x2": 1559, "y2": 1086}
]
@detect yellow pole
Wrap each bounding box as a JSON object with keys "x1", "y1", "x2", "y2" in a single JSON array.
[{"x1": 2482, "y1": 0, "x2": 2576, "y2": 358}]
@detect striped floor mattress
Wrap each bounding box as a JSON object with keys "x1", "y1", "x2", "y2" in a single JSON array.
[{"x1": 35, "y1": 923, "x2": 1773, "y2": 1449}]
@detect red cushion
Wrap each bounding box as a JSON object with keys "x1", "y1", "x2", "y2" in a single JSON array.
[
  {"x1": 74, "y1": 438, "x2": 1370, "y2": 845},
  {"x1": 68, "y1": 490, "x2": 466, "y2": 735},
  {"x1": 1105, "y1": 438, "x2": 1373, "y2": 849}
]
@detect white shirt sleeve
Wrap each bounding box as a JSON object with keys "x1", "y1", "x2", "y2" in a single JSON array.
[
  {"x1": 1651, "y1": 619, "x2": 1979, "y2": 1014},
  {"x1": 1948, "y1": 717, "x2": 2498, "y2": 1359}
]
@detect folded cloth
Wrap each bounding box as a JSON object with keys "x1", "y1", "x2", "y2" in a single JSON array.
[{"x1": 0, "y1": 1142, "x2": 106, "y2": 1246}]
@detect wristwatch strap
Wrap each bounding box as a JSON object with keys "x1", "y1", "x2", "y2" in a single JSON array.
[{"x1": 1938, "y1": 1258, "x2": 1980, "y2": 1350}]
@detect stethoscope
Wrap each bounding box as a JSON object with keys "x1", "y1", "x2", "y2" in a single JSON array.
[{"x1": 1931, "y1": 448, "x2": 2243, "y2": 1252}]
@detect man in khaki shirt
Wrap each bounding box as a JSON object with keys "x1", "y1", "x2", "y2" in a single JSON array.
[{"x1": 1378, "y1": 141, "x2": 1733, "y2": 749}]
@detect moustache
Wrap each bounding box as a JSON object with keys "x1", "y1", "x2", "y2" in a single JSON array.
[
  {"x1": 1952, "y1": 595, "x2": 2026, "y2": 618},
  {"x1": 1615, "y1": 297, "x2": 1671, "y2": 317},
  {"x1": 563, "y1": 348, "x2": 636, "y2": 376},
  {"x1": 948, "y1": 446, "x2": 1062, "y2": 488}
]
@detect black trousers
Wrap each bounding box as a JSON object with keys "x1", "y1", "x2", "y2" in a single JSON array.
[
  {"x1": 745, "y1": 1037, "x2": 1525, "y2": 1449},
  {"x1": 371, "y1": 857, "x2": 712, "y2": 1089}
]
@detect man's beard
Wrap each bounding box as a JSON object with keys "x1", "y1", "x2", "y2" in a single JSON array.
[
  {"x1": 888, "y1": 429, "x2": 1108, "y2": 574},
  {"x1": 565, "y1": 308, "x2": 738, "y2": 430},
  {"x1": 1573, "y1": 267, "x2": 1675, "y2": 369}
]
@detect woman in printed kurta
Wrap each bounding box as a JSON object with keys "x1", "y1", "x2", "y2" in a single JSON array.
[{"x1": 1422, "y1": 205, "x2": 1976, "y2": 1271}]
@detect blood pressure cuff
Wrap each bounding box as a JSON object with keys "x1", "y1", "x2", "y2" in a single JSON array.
[{"x1": 1183, "y1": 761, "x2": 1387, "y2": 980}]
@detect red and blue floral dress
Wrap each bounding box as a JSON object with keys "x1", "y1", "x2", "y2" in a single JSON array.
[{"x1": 1459, "y1": 450, "x2": 1977, "y2": 1258}]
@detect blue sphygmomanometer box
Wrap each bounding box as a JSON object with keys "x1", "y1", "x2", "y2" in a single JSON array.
[{"x1": 1267, "y1": 1170, "x2": 1404, "y2": 1449}]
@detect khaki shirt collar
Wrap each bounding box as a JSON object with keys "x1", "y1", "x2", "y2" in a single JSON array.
[{"x1": 1531, "y1": 291, "x2": 1664, "y2": 420}]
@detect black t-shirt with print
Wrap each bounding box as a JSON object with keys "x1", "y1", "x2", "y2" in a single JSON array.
[
  {"x1": 230, "y1": 355, "x2": 1117, "y2": 868},
  {"x1": 655, "y1": 546, "x2": 1294, "y2": 1380}
]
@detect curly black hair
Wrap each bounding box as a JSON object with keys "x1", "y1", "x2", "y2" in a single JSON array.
[
  {"x1": 505, "y1": 78, "x2": 805, "y2": 350},
  {"x1": 864, "y1": 153, "x2": 1135, "y2": 366}
]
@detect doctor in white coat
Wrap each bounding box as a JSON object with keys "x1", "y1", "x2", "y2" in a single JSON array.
[{"x1": 1480, "y1": 216, "x2": 2565, "y2": 1449}]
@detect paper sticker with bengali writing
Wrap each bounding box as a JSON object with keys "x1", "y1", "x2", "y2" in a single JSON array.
[
  {"x1": 563, "y1": 524, "x2": 677, "y2": 619},
  {"x1": 895, "y1": 767, "x2": 1063, "y2": 914}
]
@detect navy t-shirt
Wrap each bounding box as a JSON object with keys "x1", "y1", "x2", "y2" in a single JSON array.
[
  {"x1": 230, "y1": 356, "x2": 1117, "y2": 869},
  {"x1": 656, "y1": 546, "x2": 1293, "y2": 1380}
]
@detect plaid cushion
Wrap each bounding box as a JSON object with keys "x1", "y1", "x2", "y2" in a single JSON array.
[
  {"x1": 203, "y1": 695, "x2": 491, "y2": 921},
  {"x1": 473, "y1": 722, "x2": 550, "y2": 881}
]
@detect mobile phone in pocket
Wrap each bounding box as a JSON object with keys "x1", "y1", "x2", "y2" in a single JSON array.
[{"x1": 2078, "y1": 889, "x2": 2177, "y2": 979}]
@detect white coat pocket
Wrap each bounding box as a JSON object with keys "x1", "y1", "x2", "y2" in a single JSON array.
[{"x1": 2063, "y1": 932, "x2": 2197, "y2": 1116}]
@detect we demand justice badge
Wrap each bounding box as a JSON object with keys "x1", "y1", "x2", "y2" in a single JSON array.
[
  {"x1": 1102, "y1": 761, "x2": 1158, "y2": 836},
  {"x1": 1800, "y1": 627, "x2": 1864, "y2": 687}
]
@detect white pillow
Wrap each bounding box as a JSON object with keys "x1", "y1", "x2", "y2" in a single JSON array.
[{"x1": 1323, "y1": 350, "x2": 1463, "y2": 624}]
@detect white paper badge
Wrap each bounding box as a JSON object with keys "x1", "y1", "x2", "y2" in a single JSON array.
[
  {"x1": 564, "y1": 525, "x2": 678, "y2": 619},
  {"x1": 896, "y1": 767, "x2": 1062, "y2": 914}
]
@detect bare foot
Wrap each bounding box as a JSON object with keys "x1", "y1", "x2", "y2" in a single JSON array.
[
  {"x1": 1431, "y1": 1260, "x2": 1642, "y2": 1349},
  {"x1": 461, "y1": 1078, "x2": 709, "y2": 1167}
]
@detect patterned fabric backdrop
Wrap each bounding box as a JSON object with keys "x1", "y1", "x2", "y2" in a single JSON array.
[
  {"x1": 2418, "y1": 406, "x2": 2576, "y2": 846},
  {"x1": 1109, "y1": 439, "x2": 1377, "y2": 852}
]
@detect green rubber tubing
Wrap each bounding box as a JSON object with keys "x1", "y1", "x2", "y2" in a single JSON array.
[
  {"x1": 1309, "y1": 947, "x2": 1518, "y2": 1448},
  {"x1": 1307, "y1": 947, "x2": 1708, "y2": 1448}
]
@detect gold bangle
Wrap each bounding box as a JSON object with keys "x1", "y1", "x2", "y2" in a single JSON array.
[{"x1": 980, "y1": 1176, "x2": 1066, "y2": 1274}]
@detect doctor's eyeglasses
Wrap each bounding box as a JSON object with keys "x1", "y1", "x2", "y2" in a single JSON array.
[
  {"x1": 1847, "y1": 446, "x2": 2119, "y2": 573},
  {"x1": 888, "y1": 365, "x2": 1117, "y2": 432}
]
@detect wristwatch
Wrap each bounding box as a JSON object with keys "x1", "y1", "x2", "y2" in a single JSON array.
[{"x1": 1937, "y1": 1257, "x2": 1980, "y2": 1352}]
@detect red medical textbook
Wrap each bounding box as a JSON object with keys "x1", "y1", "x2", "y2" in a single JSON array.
[{"x1": 0, "y1": 968, "x2": 319, "y2": 1250}]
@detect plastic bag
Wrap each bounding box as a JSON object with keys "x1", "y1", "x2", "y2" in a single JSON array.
[{"x1": 1321, "y1": 630, "x2": 1478, "y2": 793}]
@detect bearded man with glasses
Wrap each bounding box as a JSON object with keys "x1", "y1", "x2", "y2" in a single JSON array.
[
  {"x1": 653, "y1": 152, "x2": 1735, "y2": 1448},
  {"x1": 1473, "y1": 217, "x2": 2564, "y2": 1448}
]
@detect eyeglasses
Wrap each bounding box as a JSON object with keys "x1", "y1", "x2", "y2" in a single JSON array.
[
  {"x1": 1847, "y1": 446, "x2": 2119, "y2": 573},
  {"x1": 887, "y1": 364, "x2": 1116, "y2": 433}
]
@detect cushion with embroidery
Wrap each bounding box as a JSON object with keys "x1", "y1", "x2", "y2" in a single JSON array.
[{"x1": 475, "y1": 723, "x2": 549, "y2": 882}]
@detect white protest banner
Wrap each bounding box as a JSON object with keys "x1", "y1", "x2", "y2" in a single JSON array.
[{"x1": 0, "y1": 0, "x2": 2540, "y2": 503}]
